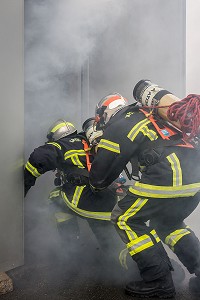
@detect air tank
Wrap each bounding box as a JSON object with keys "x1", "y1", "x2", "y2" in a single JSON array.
[{"x1": 133, "y1": 79, "x2": 181, "y2": 129}]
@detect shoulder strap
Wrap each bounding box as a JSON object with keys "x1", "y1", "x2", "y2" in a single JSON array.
[
  {"x1": 82, "y1": 139, "x2": 92, "y2": 172},
  {"x1": 139, "y1": 109, "x2": 194, "y2": 150}
]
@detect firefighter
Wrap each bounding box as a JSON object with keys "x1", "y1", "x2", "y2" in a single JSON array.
[
  {"x1": 24, "y1": 118, "x2": 125, "y2": 268},
  {"x1": 89, "y1": 93, "x2": 200, "y2": 298}
]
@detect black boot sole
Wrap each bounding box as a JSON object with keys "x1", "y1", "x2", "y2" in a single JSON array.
[{"x1": 125, "y1": 287, "x2": 176, "y2": 299}]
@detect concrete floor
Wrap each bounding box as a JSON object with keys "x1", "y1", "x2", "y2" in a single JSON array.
[
  {"x1": 1, "y1": 240, "x2": 200, "y2": 300},
  {"x1": 1, "y1": 264, "x2": 200, "y2": 300},
  {"x1": 2, "y1": 207, "x2": 199, "y2": 300}
]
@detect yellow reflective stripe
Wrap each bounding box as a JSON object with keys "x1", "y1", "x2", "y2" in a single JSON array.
[
  {"x1": 49, "y1": 189, "x2": 61, "y2": 199},
  {"x1": 61, "y1": 191, "x2": 111, "y2": 221},
  {"x1": 54, "y1": 212, "x2": 74, "y2": 223},
  {"x1": 140, "y1": 126, "x2": 158, "y2": 141},
  {"x1": 98, "y1": 139, "x2": 120, "y2": 154},
  {"x1": 127, "y1": 119, "x2": 151, "y2": 141},
  {"x1": 64, "y1": 150, "x2": 86, "y2": 168},
  {"x1": 72, "y1": 186, "x2": 85, "y2": 206},
  {"x1": 150, "y1": 229, "x2": 161, "y2": 243},
  {"x1": 117, "y1": 198, "x2": 148, "y2": 241},
  {"x1": 51, "y1": 122, "x2": 74, "y2": 133},
  {"x1": 166, "y1": 153, "x2": 182, "y2": 186},
  {"x1": 127, "y1": 234, "x2": 154, "y2": 256},
  {"x1": 165, "y1": 228, "x2": 191, "y2": 251},
  {"x1": 71, "y1": 155, "x2": 84, "y2": 168},
  {"x1": 51, "y1": 122, "x2": 67, "y2": 132},
  {"x1": 25, "y1": 161, "x2": 41, "y2": 177},
  {"x1": 12, "y1": 158, "x2": 24, "y2": 171},
  {"x1": 129, "y1": 181, "x2": 200, "y2": 198},
  {"x1": 119, "y1": 248, "x2": 129, "y2": 270},
  {"x1": 64, "y1": 150, "x2": 85, "y2": 159},
  {"x1": 46, "y1": 142, "x2": 62, "y2": 150}
]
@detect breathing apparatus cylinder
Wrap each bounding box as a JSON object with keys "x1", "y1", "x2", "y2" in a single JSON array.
[{"x1": 133, "y1": 80, "x2": 181, "y2": 129}]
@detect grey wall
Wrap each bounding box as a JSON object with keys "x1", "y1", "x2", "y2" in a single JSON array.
[{"x1": 0, "y1": 0, "x2": 24, "y2": 271}]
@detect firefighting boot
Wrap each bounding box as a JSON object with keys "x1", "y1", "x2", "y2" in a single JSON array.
[
  {"x1": 125, "y1": 272, "x2": 176, "y2": 298},
  {"x1": 189, "y1": 276, "x2": 200, "y2": 295}
]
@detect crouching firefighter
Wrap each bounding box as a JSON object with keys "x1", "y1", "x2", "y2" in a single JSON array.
[
  {"x1": 24, "y1": 118, "x2": 124, "y2": 265},
  {"x1": 89, "y1": 92, "x2": 200, "y2": 298}
]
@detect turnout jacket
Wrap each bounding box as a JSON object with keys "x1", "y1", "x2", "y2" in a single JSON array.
[
  {"x1": 89, "y1": 106, "x2": 200, "y2": 198},
  {"x1": 24, "y1": 133, "x2": 116, "y2": 220}
]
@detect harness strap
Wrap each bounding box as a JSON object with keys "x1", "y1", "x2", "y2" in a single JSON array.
[
  {"x1": 82, "y1": 139, "x2": 92, "y2": 172},
  {"x1": 139, "y1": 108, "x2": 194, "y2": 149}
]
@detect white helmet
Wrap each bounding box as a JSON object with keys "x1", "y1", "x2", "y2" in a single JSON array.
[
  {"x1": 82, "y1": 117, "x2": 103, "y2": 146},
  {"x1": 46, "y1": 119, "x2": 77, "y2": 142},
  {"x1": 95, "y1": 93, "x2": 128, "y2": 128}
]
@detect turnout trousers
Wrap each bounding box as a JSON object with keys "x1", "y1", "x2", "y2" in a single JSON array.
[
  {"x1": 49, "y1": 184, "x2": 122, "y2": 260},
  {"x1": 111, "y1": 192, "x2": 200, "y2": 281}
]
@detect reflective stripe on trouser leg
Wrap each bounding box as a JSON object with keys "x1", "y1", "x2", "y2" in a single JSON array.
[
  {"x1": 117, "y1": 198, "x2": 158, "y2": 255},
  {"x1": 111, "y1": 198, "x2": 171, "y2": 281},
  {"x1": 165, "y1": 227, "x2": 191, "y2": 252},
  {"x1": 165, "y1": 226, "x2": 200, "y2": 275},
  {"x1": 56, "y1": 214, "x2": 80, "y2": 245}
]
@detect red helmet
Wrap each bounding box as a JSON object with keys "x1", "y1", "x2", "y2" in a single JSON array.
[{"x1": 95, "y1": 93, "x2": 128, "y2": 127}]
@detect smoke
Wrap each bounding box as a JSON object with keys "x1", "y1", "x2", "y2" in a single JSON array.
[
  {"x1": 25, "y1": 0, "x2": 185, "y2": 151},
  {"x1": 25, "y1": 0, "x2": 124, "y2": 92},
  {"x1": 24, "y1": 0, "x2": 129, "y2": 286},
  {"x1": 24, "y1": 0, "x2": 199, "y2": 290},
  {"x1": 25, "y1": 0, "x2": 126, "y2": 152}
]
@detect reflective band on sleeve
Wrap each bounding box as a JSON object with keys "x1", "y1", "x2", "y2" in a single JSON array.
[
  {"x1": 61, "y1": 191, "x2": 111, "y2": 221},
  {"x1": 25, "y1": 161, "x2": 41, "y2": 177},
  {"x1": 127, "y1": 234, "x2": 154, "y2": 256},
  {"x1": 46, "y1": 142, "x2": 62, "y2": 150},
  {"x1": 129, "y1": 182, "x2": 200, "y2": 198},
  {"x1": 166, "y1": 153, "x2": 182, "y2": 186},
  {"x1": 165, "y1": 228, "x2": 191, "y2": 251},
  {"x1": 98, "y1": 139, "x2": 120, "y2": 154}
]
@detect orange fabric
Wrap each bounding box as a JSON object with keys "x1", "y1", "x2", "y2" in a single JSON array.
[
  {"x1": 139, "y1": 109, "x2": 194, "y2": 148},
  {"x1": 82, "y1": 139, "x2": 92, "y2": 172},
  {"x1": 103, "y1": 95, "x2": 121, "y2": 107}
]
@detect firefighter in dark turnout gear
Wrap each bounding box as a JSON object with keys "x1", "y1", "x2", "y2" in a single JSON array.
[
  {"x1": 89, "y1": 93, "x2": 200, "y2": 298},
  {"x1": 24, "y1": 119, "x2": 121, "y2": 264}
]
